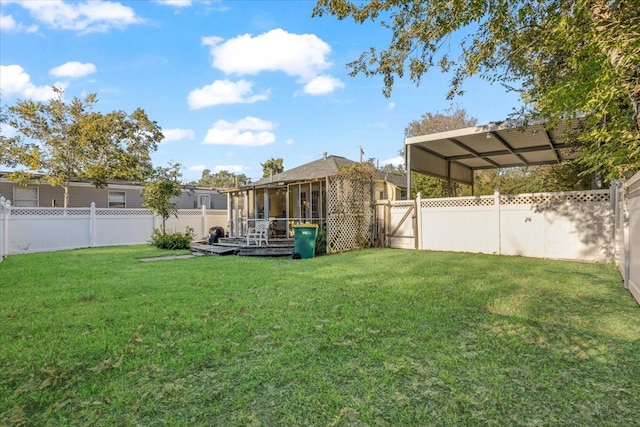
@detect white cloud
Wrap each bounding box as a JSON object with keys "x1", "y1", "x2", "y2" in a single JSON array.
[
  {"x1": 162, "y1": 128, "x2": 195, "y2": 142},
  {"x1": 0, "y1": 65, "x2": 60, "y2": 101},
  {"x1": 49, "y1": 61, "x2": 97, "y2": 78},
  {"x1": 382, "y1": 156, "x2": 404, "y2": 167},
  {"x1": 303, "y1": 75, "x2": 344, "y2": 95},
  {"x1": 213, "y1": 164, "x2": 246, "y2": 173},
  {"x1": 388, "y1": 102, "x2": 396, "y2": 110},
  {"x1": 203, "y1": 28, "x2": 332, "y2": 81},
  {"x1": 16, "y1": 0, "x2": 143, "y2": 33},
  {"x1": 155, "y1": 0, "x2": 193, "y2": 7},
  {"x1": 373, "y1": 122, "x2": 387, "y2": 129},
  {"x1": 187, "y1": 79, "x2": 269, "y2": 109},
  {"x1": 189, "y1": 164, "x2": 206, "y2": 172},
  {"x1": 204, "y1": 117, "x2": 276, "y2": 146},
  {"x1": 284, "y1": 138, "x2": 294, "y2": 145},
  {"x1": 0, "y1": 14, "x2": 38, "y2": 33}
]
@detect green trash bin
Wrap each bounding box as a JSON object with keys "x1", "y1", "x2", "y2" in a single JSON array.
[{"x1": 292, "y1": 224, "x2": 319, "y2": 259}]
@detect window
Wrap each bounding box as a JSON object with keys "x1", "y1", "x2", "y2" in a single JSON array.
[
  {"x1": 198, "y1": 195, "x2": 210, "y2": 209},
  {"x1": 108, "y1": 191, "x2": 126, "y2": 208},
  {"x1": 13, "y1": 187, "x2": 38, "y2": 207}
]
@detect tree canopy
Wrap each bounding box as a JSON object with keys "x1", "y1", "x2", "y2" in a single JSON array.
[
  {"x1": 313, "y1": 0, "x2": 640, "y2": 179},
  {"x1": 261, "y1": 157, "x2": 284, "y2": 178},
  {"x1": 197, "y1": 169, "x2": 249, "y2": 188},
  {"x1": 1, "y1": 88, "x2": 163, "y2": 207},
  {"x1": 141, "y1": 163, "x2": 183, "y2": 234}
]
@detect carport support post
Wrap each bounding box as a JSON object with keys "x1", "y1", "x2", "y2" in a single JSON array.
[
  {"x1": 406, "y1": 147, "x2": 414, "y2": 200},
  {"x1": 447, "y1": 161, "x2": 452, "y2": 196},
  {"x1": 494, "y1": 189, "x2": 501, "y2": 255},
  {"x1": 415, "y1": 192, "x2": 422, "y2": 250}
]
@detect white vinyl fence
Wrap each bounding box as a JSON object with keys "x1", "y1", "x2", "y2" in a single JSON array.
[
  {"x1": 614, "y1": 172, "x2": 640, "y2": 305},
  {"x1": 0, "y1": 199, "x2": 227, "y2": 258},
  {"x1": 382, "y1": 189, "x2": 614, "y2": 262},
  {"x1": 381, "y1": 180, "x2": 640, "y2": 305}
]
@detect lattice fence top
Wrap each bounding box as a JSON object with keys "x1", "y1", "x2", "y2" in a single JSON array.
[
  {"x1": 326, "y1": 174, "x2": 375, "y2": 253},
  {"x1": 95, "y1": 209, "x2": 151, "y2": 216},
  {"x1": 10, "y1": 208, "x2": 92, "y2": 216},
  {"x1": 629, "y1": 179, "x2": 640, "y2": 199},
  {"x1": 176, "y1": 209, "x2": 204, "y2": 216},
  {"x1": 421, "y1": 197, "x2": 494, "y2": 208},
  {"x1": 500, "y1": 191, "x2": 610, "y2": 205}
]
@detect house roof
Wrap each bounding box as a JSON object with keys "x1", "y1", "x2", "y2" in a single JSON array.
[
  {"x1": 0, "y1": 171, "x2": 221, "y2": 192},
  {"x1": 248, "y1": 155, "x2": 358, "y2": 187},
  {"x1": 405, "y1": 119, "x2": 581, "y2": 186},
  {"x1": 378, "y1": 172, "x2": 406, "y2": 188},
  {"x1": 245, "y1": 155, "x2": 408, "y2": 189}
]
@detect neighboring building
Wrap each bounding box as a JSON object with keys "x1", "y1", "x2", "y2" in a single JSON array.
[
  {"x1": 224, "y1": 154, "x2": 406, "y2": 239},
  {"x1": 0, "y1": 173, "x2": 227, "y2": 209}
]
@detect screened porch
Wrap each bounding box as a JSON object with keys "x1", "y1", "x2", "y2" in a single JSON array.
[{"x1": 227, "y1": 179, "x2": 328, "y2": 240}]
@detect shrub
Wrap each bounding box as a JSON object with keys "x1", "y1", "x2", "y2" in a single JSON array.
[
  {"x1": 315, "y1": 229, "x2": 327, "y2": 256},
  {"x1": 150, "y1": 226, "x2": 194, "y2": 250}
]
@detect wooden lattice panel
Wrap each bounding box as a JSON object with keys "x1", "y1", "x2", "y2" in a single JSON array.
[
  {"x1": 421, "y1": 197, "x2": 494, "y2": 208},
  {"x1": 326, "y1": 175, "x2": 375, "y2": 254},
  {"x1": 500, "y1": 191, "x2": 610, "y2": 205}
]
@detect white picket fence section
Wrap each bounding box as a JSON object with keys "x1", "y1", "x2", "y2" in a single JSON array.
[{"x1": 0, "y1": 200, "x2": 227, "y2": 257}]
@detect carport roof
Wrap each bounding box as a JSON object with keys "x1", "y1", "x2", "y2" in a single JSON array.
[{"x1": 405, "y1": 119, "x2": 581, "y2": 186}]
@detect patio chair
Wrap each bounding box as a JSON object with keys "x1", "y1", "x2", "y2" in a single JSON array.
[{"x1": 246, "y1": 219, "x2": 270, "y2": 246}]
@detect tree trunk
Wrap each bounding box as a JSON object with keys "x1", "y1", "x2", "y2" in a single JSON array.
[{"x1": 63, "y1": 183, "x2": 69, "y2": 208}]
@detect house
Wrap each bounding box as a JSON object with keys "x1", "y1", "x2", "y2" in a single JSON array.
[
  {"x1": 224, "y1": 154, "x2": 406, "y2": 241},
  {"x1": 0, "y1": 173, "x2": 227, "y2": 209}
]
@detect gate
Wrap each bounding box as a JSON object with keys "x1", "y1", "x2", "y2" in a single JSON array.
[{"x1": 382, "y1": 199, "x2": 417, "y2": 249}]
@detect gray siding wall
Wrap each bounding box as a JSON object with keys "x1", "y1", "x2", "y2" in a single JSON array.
[
  {"x1": 178, "y1": 190, "x2": 228, "y2": 209},
  {"x1": 0, "y1": 180, "x2": 227, "y2": 209}
]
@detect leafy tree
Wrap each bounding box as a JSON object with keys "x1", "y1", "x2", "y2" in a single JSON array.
[
  {"x1": 1, "y1": 87, "x2": 162, "y2": 207},
  {"x1": 261, "y1": 157, "x2": 284, "y2": 178},
  {"x1": 142, "y1": 163, "x2": 183, "y2": 234},
  {"x1": 474, "y1": 163, "x2": 591, "y2": 195},
  {"x1": 197, "y1": 169, "x2": 248, "y2": 188},
  {"x1": 379, "y1": 163, "x2": 405, "y2": 175},
  {"x1": 312, "y1": 0, "x2": 640, "y2": 179},
  {"x1": 403, "y1": 108, "x2": 478, "y2": 198}
]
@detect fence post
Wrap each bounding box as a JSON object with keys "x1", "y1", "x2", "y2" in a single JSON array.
[
  {"x1": 622, "y1": 184, "x2": 631, "y2": 289},
  {"x1": 0, "y1": 196, "x2": 9, "y2": 260},
  {"x1": 494, "y1": 188, "x2": 502, "y2": 255},
  {"x1": 89, "y1": 202, "x2": 96, "y2": 247},
  {"x1": 202, "y1": 204, "x2": 207, "y2": 237}
]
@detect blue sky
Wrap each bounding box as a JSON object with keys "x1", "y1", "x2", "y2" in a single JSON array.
[{"x1": 1, "y1": 0, "x2": 522, "y2": 183}]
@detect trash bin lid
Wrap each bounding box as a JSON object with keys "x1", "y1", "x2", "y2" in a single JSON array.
[{"x1": 292, "y1": 224, "x2": 318, "y2": 228}]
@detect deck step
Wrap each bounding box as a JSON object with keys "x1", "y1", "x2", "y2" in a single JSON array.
[
  {"x1": 191, "y1": 244, "x2": 238, "y2": 256},
  {"x1": 237, "y1": 246, "x2": 294, "y2": 257}
]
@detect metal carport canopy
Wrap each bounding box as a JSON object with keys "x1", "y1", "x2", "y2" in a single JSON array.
[{"x1": 404, "y1": 119, "x2": 580, "y2": 188}]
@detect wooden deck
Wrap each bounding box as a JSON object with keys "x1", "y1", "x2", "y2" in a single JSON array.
[{"x1": 191, "y1": 238, "x2": 294, "y2": 257}]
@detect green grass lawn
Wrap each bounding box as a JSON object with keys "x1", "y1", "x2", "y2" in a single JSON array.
[{"x1": 1, "y1": 246, "x2": 639, "y2": 426}]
